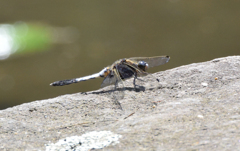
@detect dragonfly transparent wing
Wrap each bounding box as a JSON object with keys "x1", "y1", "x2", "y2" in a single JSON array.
[
  {"x1": 126, "y1": 56, "x2": 170, "y2": 85},
  {"x1": 100, "y1": 68, "x2": 125, "y2": 109},
  {"x1": 128, "y1": 56, "x2": 170, "y2": 68},
  {"x1": 101, "y1": 73, "x2": 117, "y2": 88}
]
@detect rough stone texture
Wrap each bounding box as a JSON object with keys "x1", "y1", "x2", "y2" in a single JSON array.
[{"x1": 0, "y1": 56, "x2": 240, "y2": 151}]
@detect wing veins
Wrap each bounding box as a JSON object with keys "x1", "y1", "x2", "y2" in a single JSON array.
[{"x1": 128, "y1": 56, "x2": 170, "y2": 68}]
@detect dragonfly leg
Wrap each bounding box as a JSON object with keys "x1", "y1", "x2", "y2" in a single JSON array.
[
  {"x1": 114, "y1": 79, "x2": 118, "y2": 90},
  {"x1": 133, "y1": 73, "x2": 137, "y2": 89}
]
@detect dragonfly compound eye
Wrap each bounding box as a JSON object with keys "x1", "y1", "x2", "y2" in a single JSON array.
[{"x1": 138, "y1": 61, "x2": 148, "y2": 71}]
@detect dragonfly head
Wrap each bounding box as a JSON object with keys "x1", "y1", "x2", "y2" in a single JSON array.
[{"x1": 138, "y1": 61, "x2": 149, "y2": 71}]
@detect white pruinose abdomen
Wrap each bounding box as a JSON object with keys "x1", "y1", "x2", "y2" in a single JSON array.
[{"x1": 75, "y1": 68, "x2": 108, "y2": 82}]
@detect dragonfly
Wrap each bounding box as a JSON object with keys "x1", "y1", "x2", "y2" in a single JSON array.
[{"x1": 50, "y1": 56, "x2": 170, "y2": 99}]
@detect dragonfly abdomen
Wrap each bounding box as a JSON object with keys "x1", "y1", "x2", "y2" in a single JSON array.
[
  {"x1": 50, "y1": 68, "x2": 108, "y2": 86},
  {"x1": 50, "y1": 79, "x2": 78, "y2": 86},
  {"x1": 75, "y1": 72, "x2": 101, "y2": 82}
]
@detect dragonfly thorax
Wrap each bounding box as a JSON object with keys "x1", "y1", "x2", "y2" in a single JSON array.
[{"x1": 137, "y1": 61, "x2": 149, "y2": 71}]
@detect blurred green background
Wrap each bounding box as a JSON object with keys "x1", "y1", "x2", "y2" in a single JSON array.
[{"x1": 0, "y1": 1, "x2": 239, "y2": 109}]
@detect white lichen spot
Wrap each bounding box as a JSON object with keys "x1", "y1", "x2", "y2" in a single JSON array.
[{"x1": 45, "y1": 131, "x2": 122, "y2": 151}]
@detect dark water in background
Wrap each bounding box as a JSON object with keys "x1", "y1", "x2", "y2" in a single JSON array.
[{"x1": 0, "y1": 1, "x2": 240, "y2": 109}]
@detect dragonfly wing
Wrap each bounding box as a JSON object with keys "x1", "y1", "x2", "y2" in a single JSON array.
[
  {"x1": 100, "y1": 68, "x2": 124, "y2": 109},
  {"x1": 111, "y1": 68, "x2": 125, "y2": 103},
  {"x1": 100, "y1": 73, "x2": 117, "y2": 88},
  {"x1": 128, "y1": 56, "x2": 170, "y2": 68}
]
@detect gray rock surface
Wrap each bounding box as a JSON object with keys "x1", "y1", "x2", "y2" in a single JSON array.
[{"x1": 1, "y1": 56, "x2": 240, "y2": 151}]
